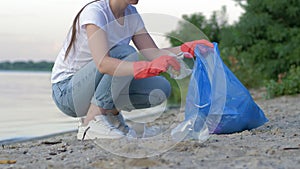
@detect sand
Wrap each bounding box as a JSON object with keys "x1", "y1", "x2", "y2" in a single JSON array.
[{"x1": 1, "y1": 91, "x2": 299, "y2": 169}]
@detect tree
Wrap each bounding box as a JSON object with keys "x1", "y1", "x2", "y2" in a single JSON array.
[
  {"x1": 167, "y1": 6, "x2": 228, "y2": 46},
  {"x1": 166, "y1": 0, "x2": 300, "y2": 96},
  {"x1": 221, "y1": 0, "x2": 300, "y2": 87}
]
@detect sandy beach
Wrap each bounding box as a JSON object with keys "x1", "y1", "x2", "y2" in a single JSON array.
[{"x1": 1, "y1": 91, "x2": 299, "y2": 169}]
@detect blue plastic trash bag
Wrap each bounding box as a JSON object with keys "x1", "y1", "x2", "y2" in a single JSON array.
[{"x1": 185, "y1": 42, "x2": 268, "y2": 134}]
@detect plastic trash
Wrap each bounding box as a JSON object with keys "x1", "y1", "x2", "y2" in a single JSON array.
[
  {"x1": 168, "y1": 53, "x2": 192, "y2": 80},
  {"x1": 171, "y1": 113, "x2": 209, "y2": 143}
]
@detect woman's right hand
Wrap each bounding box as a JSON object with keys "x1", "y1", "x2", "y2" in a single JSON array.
[{"x1": 133, "y1": 56, "x2": 180, "y2": 79}]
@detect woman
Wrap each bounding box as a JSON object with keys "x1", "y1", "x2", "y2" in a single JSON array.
[{"x1": 51, "y1": 0, "x2": 212, "y2": 140}]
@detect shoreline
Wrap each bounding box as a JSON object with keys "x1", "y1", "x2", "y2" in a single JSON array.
[
  {"x1": 0, "y1": 130, "x2": 77, "y2": 146},
  {"x1": 1, "y1": 94, "x2": 299, "y2": 168}
]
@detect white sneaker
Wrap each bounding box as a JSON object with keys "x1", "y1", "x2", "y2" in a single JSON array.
[
  {"x1": 77, "y1": 115, "x2": 124, "y2": 140},
  {"x1": 106, "y1": 113, "x2": 130, "y2": 134},
  {"x1": 107, "y1": 113, "x2": 138, "y2": 137}
]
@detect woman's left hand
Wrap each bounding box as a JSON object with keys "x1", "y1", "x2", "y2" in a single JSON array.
[{"x1": 181, "y1": 39, "x2": 214, "y2": 57}]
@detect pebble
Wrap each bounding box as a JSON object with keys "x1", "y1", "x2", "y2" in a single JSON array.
[{"x1": 49, "y1": 152, "x2": 57, "y2": 156}]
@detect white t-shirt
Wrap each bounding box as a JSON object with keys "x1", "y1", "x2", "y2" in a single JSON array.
[{"x1": 51, "y1": 0, "x2": 144, "y2": 83}]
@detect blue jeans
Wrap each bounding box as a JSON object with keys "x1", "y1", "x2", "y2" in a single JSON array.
[{"x1": 52, "y1": 45, "x2": 171, "y2": 117}]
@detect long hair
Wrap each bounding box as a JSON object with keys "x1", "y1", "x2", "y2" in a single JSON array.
[{"x1": 64, "y1": 0, "x2": 100, "y2": 60}]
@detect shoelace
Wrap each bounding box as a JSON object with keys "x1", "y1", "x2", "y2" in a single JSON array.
[
  {"x1": 110, "y1": 115, "x2": 123, "y2": 128},
  {"x1": 109, "y1": 114, "x2": 130, "y2": 133}
]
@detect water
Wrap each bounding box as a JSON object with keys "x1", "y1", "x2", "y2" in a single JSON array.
[{"x1": 0, "y1": 71, "x2": 78, "y2": 144}]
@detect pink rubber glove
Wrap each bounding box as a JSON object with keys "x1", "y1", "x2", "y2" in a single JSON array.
[
  {"x1": 133, "y1": 55, "x2": 180, "y2": 79},
  {"x1": 181, "y1": 39, "x2": 214, "y2": 57}
]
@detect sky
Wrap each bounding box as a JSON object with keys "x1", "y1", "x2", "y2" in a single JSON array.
[{"x1": 0, "y1": 0, "x2": 244, "y2": 62}]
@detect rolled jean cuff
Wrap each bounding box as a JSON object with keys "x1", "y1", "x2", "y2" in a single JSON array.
[{"x1": 91, "y1": 96, "x2": 115, "y2": 110}]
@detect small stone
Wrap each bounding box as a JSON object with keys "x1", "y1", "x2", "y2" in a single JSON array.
[
  {"x1": 42, "y1": 141, "x2": 62, "y2": 145},
  {"x1": 57, "y1": 148, "x2": 67, "y2": 153},
  {"x1": 61, "y1": 155, "x2": 67, "y2": 160},
  {"x1": 49, "y1": 152, "x2": 57, "y2": 156}
]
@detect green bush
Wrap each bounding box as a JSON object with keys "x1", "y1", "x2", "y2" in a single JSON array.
[
  {"x1": 221, "y1": 0, "x2": 300, "y2": 88},
  {"x1": 265, "y1": 65, "x2": 300, "y2": 98}
]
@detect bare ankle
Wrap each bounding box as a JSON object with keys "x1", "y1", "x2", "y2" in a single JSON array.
[
  {"x1": 83, "y1": 104, "x2": 105, "y2": 125},
  {"x1": 83, "y1": 104, "x2": 120, "y2": 125}
]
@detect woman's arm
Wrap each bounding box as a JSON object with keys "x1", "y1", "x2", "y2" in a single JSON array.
[
  {"x1": 87, "y1": 24, "x2": 180, "y2": 79},
  {"x1": 132, "y1": 28, "x2": 181, "y2": 60},
  {"x1": 86, "y1": 24, "x2": 134, "y2": 76}
]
